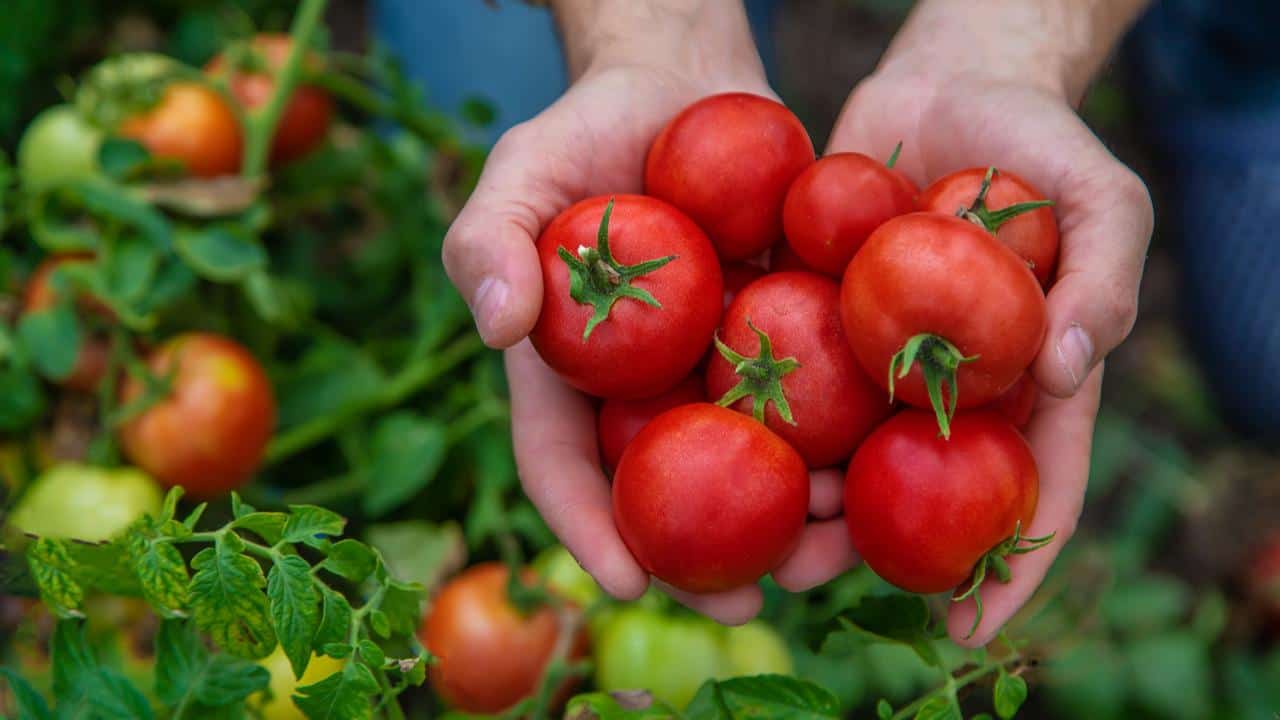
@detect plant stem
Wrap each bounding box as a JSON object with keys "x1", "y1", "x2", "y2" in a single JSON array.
[
  {"x1": 890, "y1": 659, "x2": 1013, "y2": 720},
  {"x1": 306, "y1": 70, "x2": 455, "y2": 148}
]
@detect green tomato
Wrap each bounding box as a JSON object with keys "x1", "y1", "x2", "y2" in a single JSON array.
[
  {"x1": 722, "y1": 621, "x2": 794, "y2": 677},
  {"x1": 7, "y1": 463, "x2": 163, "y2": 541},
  {"x1": 17, "y1": 105, "x2": 102, "y2": 191},
  {"x1": 533, "y1": 545, "x2": 602, "y2": 607},
  {"x1": 594, "y1": 607, "x2": 728, "y2": 709},
  {"x1": 252, "y1": 645, "x2": 346, "y2": 720}
]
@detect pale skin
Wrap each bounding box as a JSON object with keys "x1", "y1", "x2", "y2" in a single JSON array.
[{"x1": 442, "y1": 0, "x2": 1154, "y2": 645}]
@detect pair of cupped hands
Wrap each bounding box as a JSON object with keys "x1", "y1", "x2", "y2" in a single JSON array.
[{"x1": 442, "y1": 3, "x2": 1152, "y2": 647}]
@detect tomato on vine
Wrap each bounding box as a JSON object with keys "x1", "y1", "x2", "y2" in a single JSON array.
[
  {"x1": 16, "y1": 105, "x2": 103, "y2": 191},
  {"x1": 7, "y1": 463, "x2": 163, "y2": 542},
  {"x1": 22, "y1": 254, "x2": 114, "y2": 392},
  {"x1": 117, "y1": 81, "x2": 242, "y2": 177}
]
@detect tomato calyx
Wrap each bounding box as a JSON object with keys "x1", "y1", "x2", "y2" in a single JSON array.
[
  {"x1": 958, "y1": 166, "x2": 1054, "y2": 235},
  {"x1": 885, "y1": 140, "x2": 903, "y2": 169},
  {"x1": 75, "y1": 53, "x2": 199, "y2": 130},
  {"x1": 557, "y1": 197, "x2": 677, "y2": 341},
  {"x1": 953, "y1": 521, "x2": 1056, "y2": 638},
  {"x1": 888, "y1": 333, "x2": 978, "y2": 439},
  {"x1": 713, "y1": 320, "x2": 801, "y2": 425}
]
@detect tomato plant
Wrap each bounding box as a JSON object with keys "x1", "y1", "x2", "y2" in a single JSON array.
[
  {"x1": 707, "y1": 271, "x2": 889, "y2": 468},
  {"x1": 252, "y1": 645, "x2": 346, "y2": 720},
  {"x1": 645, "y1": 92, "x2": 814, "y2": 261},
  {"x1": 613, "y1": 403, "x2": 808, "y2": 593},
  {"x1": 596, "y1": 374, "x2": 704, "y2": 471},
  {"x1": 117, "y1": 81, "x2": 243, "y2": 178},
  {"x1": 6, "y1": 463, "x2": 163, "y2": 542},
  {"x1": 21, "y1": 254, "x2": 113, "y2": 392},
  {"x1": 531, "y1": 195, "x2": 723, "y2": 399},
  {"x1": 841, "y1": 212, "x2": 1047, "y2": 436},
  {"x1": 15, "y1": 105, "x2": 102, "y2": 191}
]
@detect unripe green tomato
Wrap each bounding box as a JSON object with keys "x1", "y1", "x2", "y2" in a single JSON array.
[
  {"x1": 722, "y1": 621, "x2": 794, "y2": 677},
  {"x1": 533, "y1": 545, "x2": 602, "y2": 607},
  {"x1": 7, "y1": 463, "x2": 163, "y2": 541},
  {"x1": 251, "y1": 645, "x2": 346, "y2": 720},
  {"x1": 17, "y1": 105, "x2": 102, "y2": 191},
  {"x1": 594, "y1": 607, "x2": 728, "y2": 709}
]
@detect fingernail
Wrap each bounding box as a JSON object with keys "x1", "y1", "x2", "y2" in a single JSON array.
[
  {"x1": 470, "y1": 277, "x2": 509, "y2": 343},
  {"x1": 1057, "y1": 324, "x2": 1093, "y2": 390}
]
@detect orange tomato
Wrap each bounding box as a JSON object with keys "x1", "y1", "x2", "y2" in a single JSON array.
[{"x1": 118, "y1": 82, "x2": 242, "y2": 177}]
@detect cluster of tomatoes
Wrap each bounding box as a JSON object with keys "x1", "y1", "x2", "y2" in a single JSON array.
[{"x1": 530, "y1": 93, "x2": 1061, "y2": 625}]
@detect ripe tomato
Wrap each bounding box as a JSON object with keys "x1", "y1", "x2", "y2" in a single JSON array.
[
  {"x1": 782, "y1": 152, "x2": 917, "y2": 276},
  {"x1": 987, "y1": 374, "x2": 1037, "y2": 429},
  {"x1": 706, "y1": 272, "x2": 889, "y2": 468},
  {"x1": 917, "y1": 167, "x2": 1058, "y2": 288},
  {"x1": 1247, "y1": 532, "x2": 1280, "y2": 629},
  {"x1": 419, "y1": 563, "x2": 587, "y2": 714},
  {"x1": 720, "y1": 262, "x2": 765, "y2": 310},
  {"x1": 16, "y1": 105, "x2": 102, "y2": 191},
  {"x1": 645, "y1": 93, "x2": 814, "y2": 261},
  {"x1": 23, "y1": 254, "x2": 113, "y2": 392},
  {"x1": 613, "y1": 403, "x2": 808, "y2": 593},
  {"x1": 251, "y1": 645, "x2": 345, "y2": 720},
  {"x1": 597, "y1": 374, "x2": 704, "y2": 471},
  {"x1": 118, "y1": 82, "x2": 242, "y2": 178},
  {"x1": 844, "y1": 410, "x2": 1044, "y2": 598},
  {"x1": 207, "y1": 33, "x2": 333, "y2": 166},
  {"x1": 7, "y1": 463, "x2": 163, "y2": 542},
  {"x1": 769, "y1": 241, "x2": 819, "y2": 273},
  {"x1": 118, "y1": 333, "x2": 275, "y2": 497},
  {"x1": 531, "y1": 195, "x2": 722, "y2": 399},
  {"x1": 841, "y1": 212, "x2": 1046, "y2": 437}
]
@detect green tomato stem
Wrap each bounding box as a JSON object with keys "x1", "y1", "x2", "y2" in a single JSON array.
[{"x1": 889, "y1": 658, "x2": 1010, "y2": 720}]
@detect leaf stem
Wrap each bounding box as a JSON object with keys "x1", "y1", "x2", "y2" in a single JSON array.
[{"x1": 889, "y1": 656, "x2": 1016, "y2": 720}]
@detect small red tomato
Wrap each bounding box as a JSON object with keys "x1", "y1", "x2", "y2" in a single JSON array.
[
  {"x1": 917, "y1": 167, "x2": 1058, "y2": 288},
  {"x1": 841, "y1": 212, "x2": 1046, "y2": 437},
  {"x1": 531, "y1": 195, "x2": 722, "y2": 399},
  {"x1": 782, "y1": 152, "x2": 917, "y2": 276},
  {"x1": 207, "y1": 33, "x2": 333, "y2": 166},
  {"x1": 645, "y1": 93, "x2": 814, "y2": 261},
  {"x1": 614, "y1": 403, "x2": 808, "y2": 593},
  {"x1": 597, "y1": 375, "x2": 705, "y2": 472},
  {"x1": 118, "y1": 82, "x2": 242, "y2": 177},
  {"x1": 118, "y1": 333, "x2": 275, "y2": 497},
  {"x1": 770, "y1": 242, "x2": 820, "y2": 273},
  {"x1": 23, "y1": 254, "x2": 113, "y2": 392},
  {"x1": 1247, "y1": 532, "x2": 1280, "y2": 629},
  {"x1": 420, "y1": 563, "x2": 587, "y2": 714},
  {"x1": 845, "y1": 410, "x2": 1045, "y2": 599},
  {"x1": 721, "y1": 262, "x2": 766, "y2": 310},
  {"x1": 986, "y1": 374, "x2": 1038, "y2": 429},
  {"x1": 707, "y1": 272, "x2": 890, "y2": 468}
]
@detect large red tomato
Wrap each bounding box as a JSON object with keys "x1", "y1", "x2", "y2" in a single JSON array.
[
  {"x1": 420, "y1": 563, "x2": 587, "y2": 714},
  {"x1": 531, "y1": 195, "x2": 722, "y2": 399},
  {"x1": 613, "y1": 403, "x2": 808, "y2": 593},
  {"x1": 645, "y1": 93, "x2": 814, "y2": 261},
  {"x1": 782, "y1": 152, "x2": 917, "y2": 276},
  {"x1": 840, "y1": 212, "x2": 1046, "y2": 437},
  {"x1": 118, "y1": 333, "x2": 275, "y2": 496},
  {"x1": 917, "y1": 167, "x2": 1058, "y2": 288},
  {"x1": 118, "y1": 82, "x2": 242, "y2": 177},
  {"x1": 844, "y1": 410, "x2": 1045, "y2": 600},
  {"x1": 207, "y1": 33, "x2": 333, "y2": 166},
  {"x1": 23, "y1": 254, "x2": 112, "y2": 392},
  {"x1": 597, "y1": 374, "x2": 705, "y2": 472},
  {"x1": 706, "y1": 272, "x2": 889, "y2": 468}
]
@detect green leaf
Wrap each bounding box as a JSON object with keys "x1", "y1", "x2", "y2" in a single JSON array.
[
  {"x1": 70, "y1": 179, "x2": 173, "y2": 249},
  {"x1": 155, "y1": 619, "x2": 270, "y2": 708},
  {"x1": 378, "y1": 579, "x2": 425, "y2": 637},
  {"x1": 233, "y1": 512, "x2": 289, "y2": 545},
  {"x1": 98, "y1": 137, "x2": 151, "y2": 180},
  {"x1": 832, "y1": 594, "x2": 941, "y2": 667},
  {"x1": 61, "y1": 540, "x2": 142, "y2": 596},
  {"x1": 241, "y1": 270, "x2": 312, "y2": 329},
  {"x1": 282, "y1": 505, "x2": 347, "y2": 546},
  {"x1": 175, "y1": 226, "x2": 268, "y2": 282},
  {"x1": 127, "y1": 520, "x2": 190, "y2": 616},
  {"x1": 0, "y1": 667, "x2": 52, "y2": 720},
  {"x1": 138, "y1": 253, "x2": 196, "y2": 313},
  {"x1": 314, "y1": 587, "x2": 354, "y2": 653},
  {"x1": 362, "y1": 413, "x2": 447, "y2": 517},
  {"x1": 101, "y1": 236, "x2": 159, "y2": 305},
  {"x1": 183, "y1": 502, "x2": 208, "y2": 530},
  {"x1": 294, "y1": 662, "x2": 378, "y2": 720},
  {"x1": 993, "y1": 672, "x2": 1028, "y2": 718},
  {"x1": 1124, "y1": 632, "x2": 1211, "y2": 720},
  {"x1": 1101, "y1": 574, "x2": 1190, "y2": 635},
  {"x1": 268, "y1": 554, "x2": 321, "y2": 678},
  {"x1": 460, "y1": 97, "x2": 497, "y2": 128},
  {"x1": 321, "y1": 539, "x2": 377, "y2": 583},
  {"x1": 913, "y1": 696, "x2": 960, "y2": 720},
  {"x1": 365, "y1": 520, "x2": 466, "y2": 594},
  {"x1": 189, "y1": 535, "x2": 276, "y2": 658},
  {"x1": 51, "y1": 620, "x2": 155, "y2": 719},
  {"x1": 323, "y1": 643, "x2": 354, "y2": 659},
  {"x1": 27, "y1": 538, "x2": 84, "y2": 617},
  {"x1": 685, "y1": 675, "x2": 841, "y2": 720},
  {"x1": 876, "y1": 699, "x2": 893, "y2": 720},
  {"x1": 368, "y1": 609, "x2": 391, "y2": 639},
  {"x1": 356, "y1": 639, "x2": 385, "y2": 668},
  {"x1": 565, "y1": 691, "x2": 680, "y2": 719},
  {"x1": 0, "y1": 360, "x2": 46, "y2": 430},
  {"x1": 1043, "y1": 639, "x2": 1124, "y2": 720},
  {"x1": 274, "y1": 337, "x2": 385, "y2": 430},
  {"x1": 16, "y1": 304, "x2": 81, "y2": 380}
]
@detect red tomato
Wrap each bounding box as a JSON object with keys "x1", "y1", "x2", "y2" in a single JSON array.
[
  {"x1": 118, "y1": 333, "x2": 275, "y2": 497},
  {"x1": 782, "y1": 152, "x2": 917, "y2": 276},
  {"x1": 706, "y1": 272, "x2": 890, "y2": 468},
  {"x1": 420, "y1": 563, "x2": 587, "y2": 714},
  {"x1": 840, "y1": 212, "x2": 1046, "y2": 437},
  {"x1": 531, "y1": 195, "x2": 722, "y2": 399},
  {"x1": 207, "y1": 33, "x2": 333, "y2": 166},
  {"x1": 769, "y1": 242, "x2": 819, "y2": 273},
  {"x1": 917, "y1": 167, "x2": 1058, "y2": 288},
  {"x1": 986, "y1": 374, "x2": 1037, "y2": 429},
  {"x1": 119, "y1": 82, "x2": 242, "y2": 177},
  {"x1": 844, "y1": 410, "x2": 1042, "y2": 594},
  {"x1": 613, "y1": 403, "x2": 808, "y2": 593},
  {"x1": 597, "y1": 375, "x2": 705, "y2": 472},
  {"x1": 23, "y1": 254, "x2": 113, "y2": 392},
  {"x1": 721, "y1": 262, "x2": 766, "y2": 310},
  {"x1": 1248, "y1": 532, "x2": 1280, "y2": 629},
  {"x1": 645, "y1": 93, "x2": 814, "y2": 261}
]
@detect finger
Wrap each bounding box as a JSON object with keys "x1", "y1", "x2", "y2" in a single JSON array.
[
  {"x1": 506, "y1": 341, "x2": 649, "y2": 600},
  {"x1": 808, "y1": 468, "x2": 845, "y2": 519},
  {"x1": 772, "y1": 519, "x2": 859, "y2": 592},
  {"x1": 947, "y1": 365, "x2": 1103, "y2": 647},
  {"x1": 657, "y1": 581, "x2": 763, "y2": 626}
]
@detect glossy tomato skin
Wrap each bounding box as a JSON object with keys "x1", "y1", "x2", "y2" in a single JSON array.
[
  {"x1": 531, "y1": 195, "x2": 722, "y2": 399},
  {"x1": 782, "y1": 153, "x2": 917, "y2": 276},
  {"x1": 119, "y1": 333, "x2": 275, "y2": 497},
  {"x1": 917, "y1": 168, "x2": 1059, "y2": 288},
  {"x1": 8, "y1": 464, "x2": 164, "y2": 542},
  {"x1": 420, "y1": 563, "x2": 587, "y2": 714},
  {"x1": 208, "y1": 34, "x2": 332, "y2": 166},
  {"x1": 721, "y1": 262, "x2": 766, "y2": 310},
  {"x1": 841, "y1": 212, "x2": 1047, "y2": 411},
  {"x1": 119, "y1": 82, "x2": 242, "y2": 177},
  {"x1": 645, "y1": 93, "x2": 814, "y2": 261},
  {"x1": 987, "y1": 373, "x2": 1037, "y2": 429},
  {"x1": 23, "y1": 254, "x2": 113, "y2": 392},
  {"x1": 597, "y1": 374, "x2": 704, "y2": 471},
  {"x1": 844, "y1": 410, "x2": 1039, "y2": 593},
  {"x1": 706, "y1": 272, "x2": 890, "y2": 468},
  {"x1": 770, "y1": 241, "x2": 819, "y2": 273},
  {"x1": 613, "y1": 403, "x2": 808, "y2": 593},
  {"x1": 17, "y1": 105, "x2": 102, "y2": 191}
]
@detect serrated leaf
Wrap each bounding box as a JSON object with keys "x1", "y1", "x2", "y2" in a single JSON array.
[
  {"x1": 51, "y1": 620, "x2": 154, "y2": 719},
  {"x1": 356, "y1": 640, "x2": 385, "y2": 668},
  {"x1": 362, "y1": 413, "x2": 448, "y2": 517},
  {"x1": 231, "y1": 492, "x2": 254, "y2": 518},
  {"x1": 17, "y1": 304, "x2": 82, "y2": 380},
  {"x1": 321, "y1": 539, "x2": 377, "y2": 582},
  {"x1": 913, "y1": 696, "x2": 960, "y2": 720},
  {"x1": 27, "y1": 538, "x2": 84, "y2": 617},
  {"x1": 315, "y1": 587, "x2": 354, "y2": 652},
  {"x1": 685, "y1": 675, "x2": 840, "y2": 720},
  {"x1": 127, "y1": 522, "x2": 189, "y2": 616},
  {"x1": 282, "y1": 505, "x2": 346, "y2": 546},
  {"x1": 365, "y1": 521, "x2": 466, "y2": 595},
  {"x1": 832, "y1": 594, "x2": 940, "y2": 667},
  {"x1": 0, "y1": 667, "x2": 52, "y2": 720},
  {"x1": 155, "y1": 619, "x2": 270, "y2": 708},
  {"x1": 368, "y1": 609, "x2": 390, "y2": 638},
  {"x1": 233, "y1": 512, "x2": 288, "y2": 545},
  {"x1": 66, "y1": 540, "x2": 143, "y2": 596},
  {"x1": 269, "y1": 554, "x2": 321, "y2": 678},
  {"x1": 565, "y1": 691, "x2": 679, "y2": 719},
  {"x1": 175, "y1": 226, "x2": 267, "y2": 282},
  {"x1": 294, "y1": 662, "x2": 378, "y2": 720},
  {"x1": 378, "y1": 579, "x2": 424, "y2": 637},
  {"x1": 189, "y1": 535, "x2": 276, "y2": 658},
  {"x1": 183, "y1": 502, "x2": 208, "y2": 530},
  {"x1": 994, "y1": 672, "x2": 1028, "y2": 718}
]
